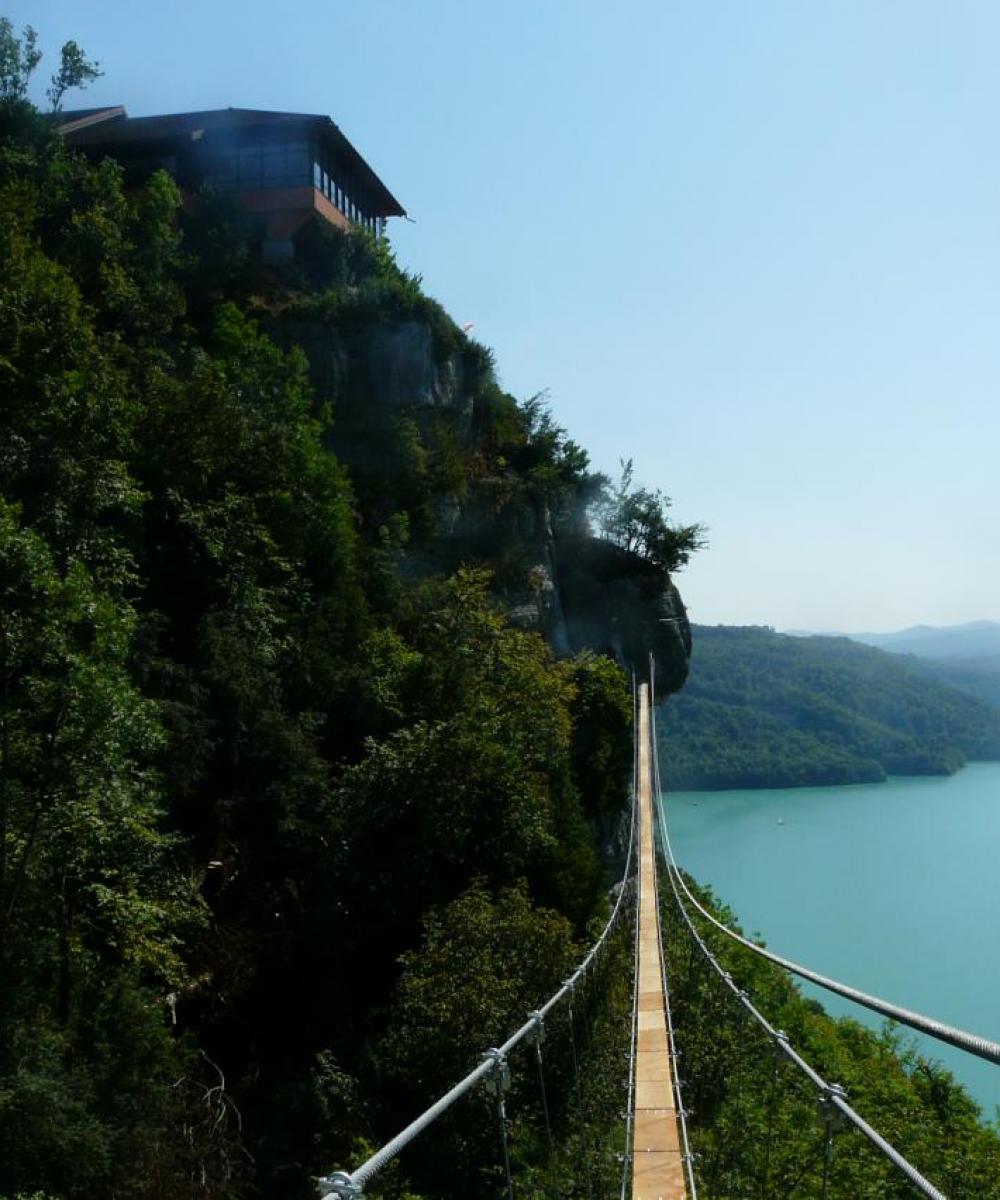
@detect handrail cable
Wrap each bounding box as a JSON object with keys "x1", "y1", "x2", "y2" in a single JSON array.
[
  {"x1": 649, "y1": 673, "x2": 948, "y2": 1200},
  {"x1": 316, "y1": 711, "x2": 641, "y2": 1198},
  {"x1": 649, "y1": 682, "x2": 1000, "y2": 1068}
]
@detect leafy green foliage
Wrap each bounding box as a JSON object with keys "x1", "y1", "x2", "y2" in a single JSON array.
[
  {"x1": 0, "y1": 500, "x2": 207, "y2": 1195},
  {"x1": 596, "y1": 458, "x2": 706, "y2": 572},
  {"x1": 0, "y1": 20, "x2": 100, "y2": 110},
  {"x1": 45, "y1": 41, "x2": 102, "y2": 113},
  {"x1": 567, "y1": 651, "x2": 632, "y2": 827},
  {"x1": 379, "y1": 881, "x2": 634, "y2": 1200},
  {"x1": 0, "y1": 21, "x2": 41, "y2": 101},
  {"x1": 659, "y1": 625, "x2": 1000, "y2": 789}
]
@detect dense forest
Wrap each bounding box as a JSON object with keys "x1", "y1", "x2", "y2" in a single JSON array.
[
  {"x1": 907, "y1": 655, "x2": 1000, "y2": 711},
  {"x1": 0, "y1": 25, "x2": 703, "y2": 1199},
  {"x1": 657, "y1": 625, "x2": 1000, "y2": 790}
]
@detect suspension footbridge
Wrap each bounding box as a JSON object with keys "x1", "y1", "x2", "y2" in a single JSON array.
[
  {"x1": 317, "y1": 662, "x2": 999, "y2": 1199},
  {"x1": 631, "y1": 682, "x2": 688, "y2": 1200}
]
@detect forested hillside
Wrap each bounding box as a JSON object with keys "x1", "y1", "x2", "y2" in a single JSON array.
[
  {"x1": 0, "y1": 41, "x2": 698, "y2": 1198},
  {"x1": 905, "y1": 655, "x2": 1000, "y2": 710},
  {"x1": 658, "y1": 625, "x2": 1000, "y2": 790}
]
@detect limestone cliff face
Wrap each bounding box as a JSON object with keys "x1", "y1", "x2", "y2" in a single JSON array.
[
  {"x1": 363, "y1": 321, "x2": 474, "y2": 417},
  {"x1": 551, "y1": 536, "x2": 691, "y2": 697},
  {"x1": 269, "y1": 309, "x2": 691, "y2": 693},
  {"x1": 269, "y1": 316, "x2": 476, "y2": 424},
  {"x1": 492, "y1": 532, "x2": 690, "y2": 697}
]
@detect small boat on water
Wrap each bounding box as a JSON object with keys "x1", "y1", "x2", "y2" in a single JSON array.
[{"x1": 777, "y1": 817, "x2": 785, "y2": 826}]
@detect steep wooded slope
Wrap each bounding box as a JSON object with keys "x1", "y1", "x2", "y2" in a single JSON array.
[{"x1": 658, "y1": 626, "x2": 1000, "y2": 790}]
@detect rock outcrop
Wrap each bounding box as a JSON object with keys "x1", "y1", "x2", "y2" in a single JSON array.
[{"x1": 269, "y1": 309, "x2": 692, "y2": 694}]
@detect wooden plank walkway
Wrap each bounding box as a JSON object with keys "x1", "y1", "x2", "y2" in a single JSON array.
[{"x1": 631, "y1": 683, "x2": 688, "y2": 1200}]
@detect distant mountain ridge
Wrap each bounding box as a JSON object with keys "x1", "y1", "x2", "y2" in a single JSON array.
[
  {"x1": 786, "y1": 620, "x2": 1000, "y2": 661},
  {"x1": 658, "y1": 624, "x2": 1000, "y2": 791},
  {"x1": 853, "y1": 621, "x2": 1000, "y2": 660}
]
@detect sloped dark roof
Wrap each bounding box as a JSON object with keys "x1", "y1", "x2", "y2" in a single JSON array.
[{"x1": 61, "y1": 106, "x2": 405, "y2": 217}]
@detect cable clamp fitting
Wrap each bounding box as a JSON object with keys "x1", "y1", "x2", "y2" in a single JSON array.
[
  {"x1": 316, "y1": 1172, "x2": 362, "y2": 1199},
  {"x1": 527, "y1": 1010, "x2": 545, "y2": 1046},
  {"x1": 481, "y1": 1048, "x2": 511, "y2": 1097},
  {"x1": 818, "y1": 1082, "x2": 850, "y2": 1131}
]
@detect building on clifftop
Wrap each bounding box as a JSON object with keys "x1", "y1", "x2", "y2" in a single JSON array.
[{"x1": 57, "y1": 106, "x2": 406, "y2": 263}]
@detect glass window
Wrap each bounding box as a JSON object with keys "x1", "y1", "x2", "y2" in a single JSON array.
[
  {"x1": 261, "y1": 149, "x2": 284, "y2": 185},
  {"x1": 208, "y1": 148, "x2": 237, "y2": 188},
  {"x1": 286, "y1": 145, "x2": 309, "y2": 184},
  {"x1": 238, "y1": 147, "x2": 261, "y2": 188}
]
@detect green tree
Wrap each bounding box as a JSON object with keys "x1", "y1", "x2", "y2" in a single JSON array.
[
  {"x1": 0, "y1": 20, "x2": 40, "y2": 100},
  {"x1": 0, "y1": 500, "x2": 204, "y2": 1195},
  {"x1": 0, "y1": 20, "x2": 100, "y2": 110},
  {"x1": 596, "y1": 458, "x2": 706, "y2": 572},
  {"x1": 45, "y1": 40, "x2": 102, "y2": 112}
]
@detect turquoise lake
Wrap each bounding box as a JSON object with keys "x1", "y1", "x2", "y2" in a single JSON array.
[{"x1": 660, "y1": 763, "x2": 1000, "y2": 1120}]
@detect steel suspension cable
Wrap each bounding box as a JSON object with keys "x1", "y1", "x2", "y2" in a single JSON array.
[
  {"x1": 757, "y1": 1037, "x2": 781, "y2": 1200},
  {"x1": 483, "y1": 1049, "x2": 515, "y2": 1200},
  {"x1": 648, "y1": 674, "x2": 948, "y2": 1200},
  {"x1": 566, "y1": 991, "x2": 594, "y2": 1200},
  {"x1": 529, "y1": 1011, "x2": 554, "y2": 1157},
  {"x1": 619, "y1": 853, "x2": 640, "y2": 1198}
]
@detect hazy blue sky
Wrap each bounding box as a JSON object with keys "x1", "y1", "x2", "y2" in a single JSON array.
[{"x1": 10, "y1": 0, "x2": 1000, "y2": 631}]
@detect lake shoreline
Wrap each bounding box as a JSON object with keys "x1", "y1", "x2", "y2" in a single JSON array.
[
  {"x1": 663, "y1": 765, "x2": 1000, "y2": 1118},
  {"x1": 664, "y1": 755, "x2": 1000, "y2": 794}
]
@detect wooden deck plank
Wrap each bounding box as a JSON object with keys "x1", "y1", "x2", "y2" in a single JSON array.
[
  {"x1": 633, "y1": 1150, "x2": 688, "y2": 1200},
  {"x1": 630, "y1": 683, "x2": 687, "y2": 1200}
]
